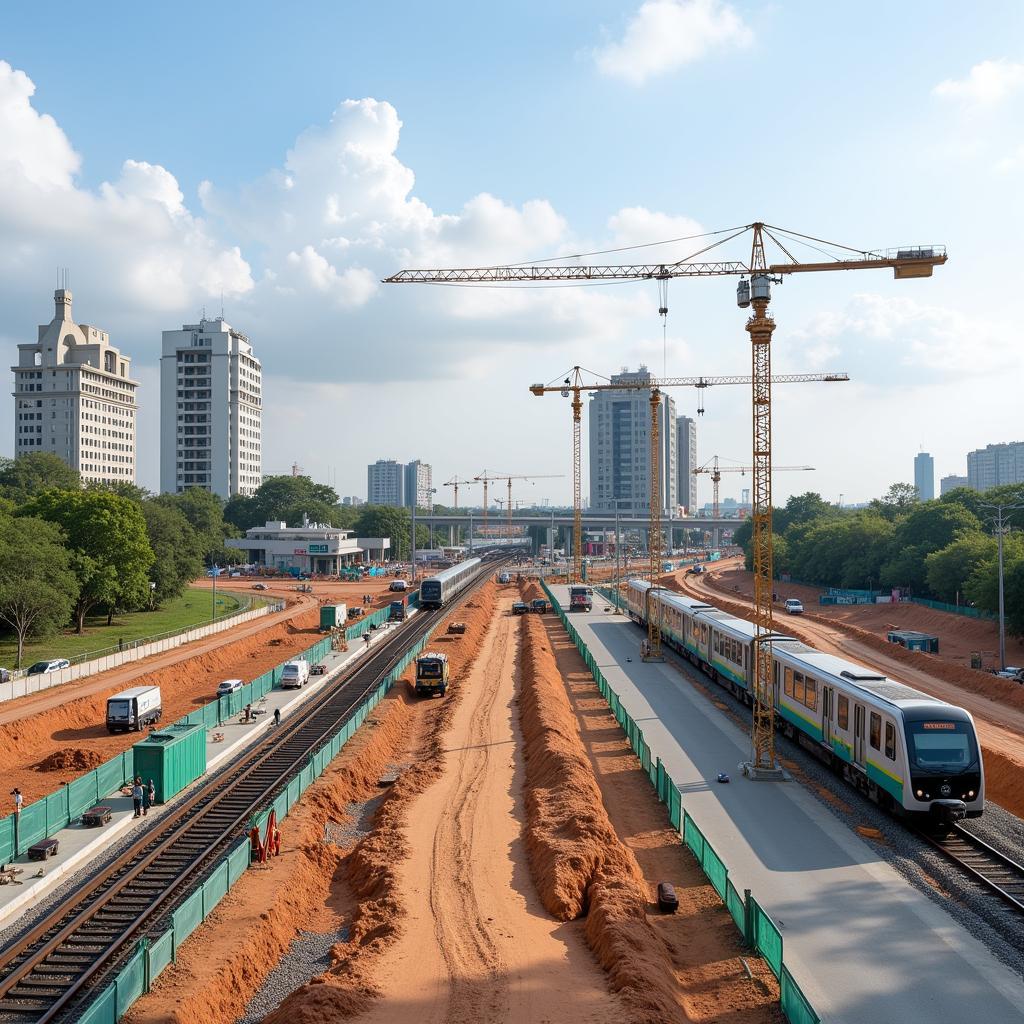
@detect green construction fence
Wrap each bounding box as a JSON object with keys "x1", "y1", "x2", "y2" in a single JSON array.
[
  {"x1": 539, "y1": 579, "x2": 820, "y2": 1024},
  {"x1": 0, "y1": 595, "x2": 421, "y2": 863},
  {"x1": 73, "y1": 595, "x2": 437, "y2": 1023}
]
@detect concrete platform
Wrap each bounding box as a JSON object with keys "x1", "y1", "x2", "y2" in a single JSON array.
[
  {"x1": 0, "y1": 616, "x2": 411, "y2": 929},
  {"x1": 552, "y1": 587, "x2": 1024, "y2": 1024}
]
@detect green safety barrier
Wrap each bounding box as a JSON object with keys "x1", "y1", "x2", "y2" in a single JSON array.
[{"x1": 539, "y1": 575, "x2": 820, "y2": 1024}]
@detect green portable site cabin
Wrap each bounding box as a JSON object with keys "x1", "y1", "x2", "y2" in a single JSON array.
[
  {"x1": 886, "y1": 629, "x2": 939, "y2": 654},
  {"x1": 320, "y1": 603, "x2": 347, "y2": 631},
  {"x1": 132, "y1": 722, "x2": 207, "y2": 804}
]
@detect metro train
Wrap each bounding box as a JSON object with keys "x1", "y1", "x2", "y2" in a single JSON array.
[
  {"x1": 419, "y1": 557, "x2": 483, "y2": 609},
  {"x1": 626, "y1": 579, "x2": 984, "y2": 825}
]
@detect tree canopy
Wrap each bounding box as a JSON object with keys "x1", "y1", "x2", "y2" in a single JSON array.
[{"x1": 0, "y1": 453, "x2": 80, "y2": 503}]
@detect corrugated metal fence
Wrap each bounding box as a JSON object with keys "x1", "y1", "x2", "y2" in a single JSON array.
[{"x1": 543, "y1": 580, "x2": 820, "y2": 1024}]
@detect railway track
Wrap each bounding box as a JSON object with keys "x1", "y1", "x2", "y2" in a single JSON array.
[
  {"x1": 914, "y1": 825, "x2": 1024, "y2": 916},
  {"x1": 0, "y1": 562, "x2": 498, "y2": 1023}
]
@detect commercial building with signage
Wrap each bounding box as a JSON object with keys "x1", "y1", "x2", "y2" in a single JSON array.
[{"x1": 226, "y1": 520, "x2": 390, "y2": 574}]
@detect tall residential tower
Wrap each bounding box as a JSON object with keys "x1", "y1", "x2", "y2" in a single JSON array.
[
  {"x1": 913, "y1": 452, "x2": 934, "y2": 501},
  {"x1": 676, "y1": 415, "x2": 697, "y2": 514},
  {"x1": 12, "y1": 288, "x2": 137, "y2": 484},
  {"x1": 588, "y1": 367, "x2": 676, "y2": 517},
  {"x1": 160, "y1": 317, "x2": 262, "y2": 497},
  {"x1": 367, "y1": 459, "x2": 405, "y2": 506}
]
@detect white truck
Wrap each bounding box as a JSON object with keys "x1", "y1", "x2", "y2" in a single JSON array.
[
  {"x1": 280, "y1": 659, "x2": 311, "y2": 689},
  {"x1": 106, "y1": 685, "x2": 162, "y2": 734}
]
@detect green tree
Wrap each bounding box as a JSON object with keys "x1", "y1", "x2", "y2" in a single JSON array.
[
  {"x1": 0, "y1": 453, "x2": 80, "y2": 503},
  {"x1": 774, "y1": 492, "x2": 837, "y2": 534},
  {"x1": 354, "y1": 505, "x2": 412, "y2": 560},
  {"x1": 155, "y1": 488, "x2": 236, "y2": 564},
  {"x1": 225, "y1": 475, "x2": 341, "y2": 531},
  {"x1": 0, "y1": 514, "x2": 78, "y2": 667},
  {"x1": 869, "y1": 482, "x2": 919, "y2": 520},
  {"x1": 924, "y1": 533, "x2": 996, "y2": 604},
  {"x1": 142, "y1": 500, "x2": 204, "y2": 605},
  {"x1": 880, "y1": 502, "x2": 981, "y2": 595},
  {"x1": 23, "y1": 490, "x2": 155, "y2": 632}
]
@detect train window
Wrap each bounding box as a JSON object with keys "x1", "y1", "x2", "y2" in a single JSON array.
[
  {"x1": 870, "y1": 712, "x2": 881, "y2": 750},
  {"x1": 783, "y1": 668, "x2": 793, "y2": 698},
  {"x1": 804, "y1": 677, "x2": 818, "y2": 711},
  {"x1": 837, "y1": 694, "x2": 849, "y2": 730},
  {"x1": 793, "y1": 671, "x2": 805, "y2": 704},
  {"x1": 885, "y1": 721, "x2": 896, "y2": 760}
]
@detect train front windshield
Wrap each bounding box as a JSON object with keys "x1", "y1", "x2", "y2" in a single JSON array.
[
  {"x1": 422, "y1": 582, "x2": 441, "y2": 601},
  {"x1": 905, "y1": 720, "x2": 978, "y2": 770}
]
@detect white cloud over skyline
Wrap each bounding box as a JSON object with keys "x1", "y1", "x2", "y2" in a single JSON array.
[
  {"x1": 933, "y1": 58, "x2": 1024, "y2": 106},
  {"x1": 594, "y1": 0, "x2": 752, "y2": 86}
]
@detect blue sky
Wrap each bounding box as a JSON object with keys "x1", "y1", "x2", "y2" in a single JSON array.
[{"x1": 1, "y1": 1, "x2": 1022, "y2": 505}]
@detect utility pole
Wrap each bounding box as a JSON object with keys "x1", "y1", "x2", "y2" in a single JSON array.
[
  {"x1": 980, "y1": 497, "x2": 1024, "y2": 670},
  {"x1": 211, "y1": 564, "x2": 218, "y2": 621}
]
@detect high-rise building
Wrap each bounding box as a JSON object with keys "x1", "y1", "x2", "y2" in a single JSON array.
[
  {"x1": 967, "y1": 442, "x2": 1024, "y2": 491},
  {"x1": 676, "y1": 415, "x2": 697, "y2": 514},
  {"x1": 12, "y1": 288, "x2": 138, "y2": 484},
  {"x1": 588, "y1": 367, "x2": 676, "y2": 516},
  {"x1": 940, "y1": 474, "x2": 969, "y2": 496},
  {"x1": 367, "y1": 459, "x2": 405, "y2": 506},
  {"x1": 913, "y1": 452, "x2": 934, "y2": 501},
  {"x1": 404, "y1": 460, "x2": 433, "y2": 508},
  {"x1": 160, "y1": 317, "x2": 262, "y2": 497}
]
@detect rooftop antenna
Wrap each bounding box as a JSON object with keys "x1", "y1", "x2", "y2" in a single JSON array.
[{"x1": 220, "y1": 291, "x2": 224, "y2": 319}]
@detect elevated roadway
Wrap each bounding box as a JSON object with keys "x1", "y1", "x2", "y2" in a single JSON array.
[{"x1": 550, "y1": 586, "x2": 1024, "y2": 1024}]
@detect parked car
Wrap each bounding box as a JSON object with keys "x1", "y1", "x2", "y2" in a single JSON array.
[
  {"x1": 389, "y1": 580, "x2": 408, "y2": 592},
  {"x1": 511, "y1": 602, "x2": 529, "y2": 615},
  {"x1": 216, "y1": 678, "x2": 245, "y2": 697},
  {"x1": 497, "y1": 572, "x2": 511, "y2": 584},
  {"x1": 784, "y1": 598, "x2": 804, "y2": 615},
  {"x1": 0, "y1": 668, "x2": 9, "y2": 684},
  {"x1": 27, "y1": 659, "x2": 71, "y2": 675},
  {"x1": 995, "y1": 666, "x2": 1024, "y2": 683},
  {"x1": 252, "y1": 582, "x2": 269, "y2": 590}
]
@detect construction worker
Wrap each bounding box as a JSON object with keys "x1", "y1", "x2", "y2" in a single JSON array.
[{"x1": 273, "y1": 707, "x2": 281, "y2": 727}]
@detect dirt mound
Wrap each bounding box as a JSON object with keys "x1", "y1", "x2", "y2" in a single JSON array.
[
  {"x1": 518, "y1": 611, "x2": 684, "y2": 1022},
  {"x1": 34, "y1": 747, "x2": 104, "y2": 772}
]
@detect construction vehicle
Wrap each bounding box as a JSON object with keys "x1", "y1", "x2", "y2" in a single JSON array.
[
  {"x1": 386, "y1": 221, "x2": 945, "y2": 776},
  {"x1": 569, "y1": 585, "x2": 593, "y2": 612},
  {"x1": 415, "y1": 652, "x2": 449, "y2": 697}
]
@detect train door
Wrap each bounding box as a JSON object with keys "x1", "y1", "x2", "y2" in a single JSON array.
[
  {"x1": 853, "y1": 704, "x2": 866, "y2": 767},
  {"x1": 822, "y1": 687, "x2": 832, "y2": 746}
]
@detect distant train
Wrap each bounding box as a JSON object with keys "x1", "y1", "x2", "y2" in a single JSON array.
[
  {"x1": 627, "y1": 580, "x2": 983, "y2": 825},
  {"x1": 419, "y1": 557, "x2": 483, "y2": 609}
]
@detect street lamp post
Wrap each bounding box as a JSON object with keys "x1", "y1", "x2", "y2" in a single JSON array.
[
  {"x1": 211, "y1": 564, "x2": 219, "y2": 621},
  {"x1": 980, "y1": 497, "x2": 1024, "y2": 671}
]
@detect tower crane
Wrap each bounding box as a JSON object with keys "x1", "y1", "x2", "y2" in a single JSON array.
[
  {"x1": 494, "y1": 473, "x2": 563, "y2": 537},
  {"x1": 442, "y1": 476, "x2": 476, "y2": 546},
  {"x1": 527, "y1": 367, "x2": 845, "y2": 592},
  {"x1": 694, "y1": 456, "x2": 814, "y2": 545},
  {"x1": 386, "y1": 221, "x2": 946, "y2": 777}
]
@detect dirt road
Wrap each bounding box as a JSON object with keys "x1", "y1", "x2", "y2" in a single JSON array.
[{"x1": 356, "y1": 595, "x2": 621, "y2": 1024}]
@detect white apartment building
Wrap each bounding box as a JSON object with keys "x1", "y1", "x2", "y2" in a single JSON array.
[
  {"x1": 940, "y1": 474, "x2": 969, "y2": 496},
  {"x1": 12, "y1": 289, "x2": 137, "y2": 484},
  {"x1": 588, "y1": 367, "x2": 677, "y2": 517},
  {"x1": 676, "y1": 415, "x2": 698, "y2": 514},
  {"x1": 367, "y1": 459, "x2": 404, "y2": 506},
  {"x1": 160, "y1": 317, "x2": 262, "y2": 498},
  {"x1": 967, "y1": 442, "x2": 1024, "y2": 492},
  {"x1": 404, "y1": 460, "x2": 433, "y2": 508}
]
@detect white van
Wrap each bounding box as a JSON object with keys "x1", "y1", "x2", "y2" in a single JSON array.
[
  {"x1": 280, "y1": 659, "x2": 310, "y2": 689},
  {"x1": 106, "y1": 686, "x2": 162, "y2": 733},
  {"x1": 217, "y1": 678, "x2": 245, "y2": 696}
]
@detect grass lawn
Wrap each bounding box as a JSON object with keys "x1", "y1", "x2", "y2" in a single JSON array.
[{"x1": 0, "y1": 587, "x2": 253, "y2": 669}]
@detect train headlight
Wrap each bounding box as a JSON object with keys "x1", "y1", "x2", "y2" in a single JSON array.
[
  {"x1": 915, "y1": 789, "x2": 924, "y2": 798},
  {"x1": 967, "y1": 790, "x2": 975, "y2": 798}
]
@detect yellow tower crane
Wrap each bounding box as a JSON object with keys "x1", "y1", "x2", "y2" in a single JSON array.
[
  {"x1": 442, "y1": 476, "x2": 476, "y2": 546},
  {"x1": 528, "y1": 368, "x2": 845, "y2": 590},
  {"x1": 386, "y1": 222, "x2": 946, "y2": 777},
  {"x1": 694, "y1": 456, "x2": 814, "y2": 545}
]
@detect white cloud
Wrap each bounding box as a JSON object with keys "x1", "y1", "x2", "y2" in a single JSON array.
[
  {"x1": 933, "y1": 58, "x2": 1024, "y2": 106},
  {"x1": 594, "y1": 0, "x2": 752, "y2": 86}
]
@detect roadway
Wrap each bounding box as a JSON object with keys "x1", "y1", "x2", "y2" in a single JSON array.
[{"x1": 550, "y1": 586, "x2": 1024, "y2": 1024}]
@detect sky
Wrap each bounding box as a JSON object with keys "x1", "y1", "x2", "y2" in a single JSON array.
[{"x1": 1, "y1": 0, "x2": 1022, "y2": 508}]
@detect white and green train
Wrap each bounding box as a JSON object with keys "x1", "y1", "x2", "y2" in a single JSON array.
[{"x1": 627, "y1": 580, "x2": 983, "y2": 825}]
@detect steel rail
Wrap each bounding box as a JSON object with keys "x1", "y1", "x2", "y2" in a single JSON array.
[
  {"x1": 913, "y1": 824, "x2": 1024, "y2": 916},
  {"x1": 0, "y1": 561, "x2": 498, "y2": 1023}
]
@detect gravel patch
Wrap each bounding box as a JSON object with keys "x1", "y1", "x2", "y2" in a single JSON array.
[
  {"x1": 657, "y1": 641, "x2": 1024, "y2": 976},
  {"x1": 237, "y1": 925, "x2": 349, "y2": 1024}
]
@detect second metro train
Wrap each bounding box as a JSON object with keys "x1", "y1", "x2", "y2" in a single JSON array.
[{"x1": 627, "y1": 579, "x2": 983, "y2": 825}]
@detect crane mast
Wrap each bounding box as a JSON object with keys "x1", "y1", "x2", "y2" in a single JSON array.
[{"x1": 387, "y1": 221, "x2": 945, "y2": 777}]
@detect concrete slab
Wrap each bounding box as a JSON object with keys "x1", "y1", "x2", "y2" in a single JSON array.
[
  {"x1": 552, "y1": 586, "x2": 1024, "y2": 1024},
  {"x1": 0, "y1": 616, "x2": 411, "y2": 929}
]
